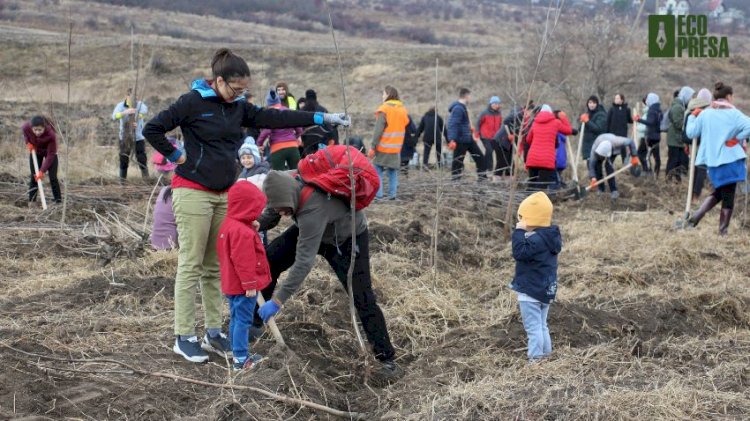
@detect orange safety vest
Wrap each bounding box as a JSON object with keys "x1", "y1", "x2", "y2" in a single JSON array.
[{"x1": 375, "y1": 100, "x2": 409, "y2": 154}]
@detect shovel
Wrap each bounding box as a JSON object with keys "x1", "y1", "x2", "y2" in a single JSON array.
[
  {"x1": 30, "y1": 147, "x2": 48, "y2": 210},
  {"x1": 574, "y1": 121, "x2": 586, "y2": 170},
  {"x1": 675, "y1": 138, "x2": 698, "y2": 229},
  {"x1": 565, "y1": 134, "x2": 586, "y2": 199},
  {"x1": 585, "y1": 163, "x2": 633, "y2": 191},
  {"x1": 256, "y1": 294, "x2": 286, "y2": 347}
]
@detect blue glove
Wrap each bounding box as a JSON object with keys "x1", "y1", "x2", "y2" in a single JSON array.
[
  {"x1": 314, "y1": 112, "x2": 351, "y2": 127},
  {"x1": 258, "y1": 299, "x2": 281, "y2": 323}
]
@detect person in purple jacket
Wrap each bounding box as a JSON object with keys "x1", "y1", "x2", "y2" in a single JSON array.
[
  {"x1": 256, "y1": 89, "x2": 303, "y2": 170},
  {"x1": 151, "y1": 186, "x2": 178, "y2": 250},
  {"x1": 22, "y1": 116, "x2": 61, "y2": 205}
]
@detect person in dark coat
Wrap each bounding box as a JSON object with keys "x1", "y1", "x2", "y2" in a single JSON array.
[
  {"x1": 400, "y1": 115, "x2": 418, "y2": 177},
  {"x1": 493, "y1": 106, "x2": 524, "y2": 178},
  {"x1": 606, "y1": 93, "x2": 633, "y2": 164},
  {"x1": 447, "y1": 88, "x2": 486, "y2": 181},
  {"x1": 416, "y1": 107, "x2": 447, "y2": 168},
  {"x1": 579, "y1": 95, "x2": 607, "y2": 162},
  {"x1": 300, "y1": 89, "x2": 338, "y2": 157},
  {"x1": 634, "y1": 92, "x2": 663, "y2": 177}
]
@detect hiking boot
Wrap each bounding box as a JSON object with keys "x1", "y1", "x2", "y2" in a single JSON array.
[
  {"x1": 719, "y1": 207, "x2": 733, "y2": 236},
  {"x1": 375, "y1": 359, "x2": 404, "y2": 383},
  {"x1": 232, "y1": 354, "x2": 264, "y2": 371},
  {"x1": 173, "y1": 336, "x2": 209, "y2": 363},
  {"x1": 687, "y1": 195, "x2": 718, "y2": 228},
  {"x1": 202, "y1": 332, "x2": 231, "y2": 356},
  {"x1": 610, "y1": 190, "x2": 620, "y2": 200}
]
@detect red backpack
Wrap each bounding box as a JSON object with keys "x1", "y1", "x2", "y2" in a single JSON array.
[{"x1": 297, "y1": 145, "x2": 380, "y2": 211}]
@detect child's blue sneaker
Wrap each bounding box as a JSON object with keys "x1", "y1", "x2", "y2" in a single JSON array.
[{"x1": 232, "y1": 354, "x2": 264, "y2": 371}]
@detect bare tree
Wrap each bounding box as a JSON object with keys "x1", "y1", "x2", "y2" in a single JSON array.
[{"x1": 536, "y1": 11, "x2": 648, "y2": 112}]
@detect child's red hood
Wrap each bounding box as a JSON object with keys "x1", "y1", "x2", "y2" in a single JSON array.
[{"x1": 226, "y1": 180, "x2": 267, "y2": 224}]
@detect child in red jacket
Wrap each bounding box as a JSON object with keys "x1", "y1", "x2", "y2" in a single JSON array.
[{"x1": 217, "y1": 180, "x2": 272, "y2": 370}]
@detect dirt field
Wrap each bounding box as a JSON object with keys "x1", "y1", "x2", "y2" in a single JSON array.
[
  {"x1": 1, "y1": 0, "x2": 750, "y2": 419},
  {"x1": 1, "y1": 165, "x2": 749, "y2": 420}
]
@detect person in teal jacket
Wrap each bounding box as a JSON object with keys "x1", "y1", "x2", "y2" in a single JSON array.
[{"x1": 685, "y1": 82, "x2": 750, "y2": 235}]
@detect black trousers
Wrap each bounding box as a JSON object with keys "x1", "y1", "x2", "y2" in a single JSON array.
[
  {"x1": 256, "y1": 226, "x2": 395, "y2": 362},
  {"x1": 638, "y1": 139, "x2": 661, "y2": 175},
  {"x1": 496, "y1": 146, "x2": 513, "y2": 177},
  {"x1": 592, "y1": 157, "x2": 617, "y2": 192},
  {"x1": 527, "y1": 168, "x2": 556, "y2": 191},
  {"x1": 712, "y1": 183, "x2": 737, "y2": 209},
  {"x1": 693, "y1": 166, "x2": 707, "y2": 197},
  {"x1": 29, "y1": 152, "x2": 61, "y2": 202},
  {"x1": 481, "y1": 138, "x2": 508, "y2": 177},
  {"x1": 451, "y1": 142, "x2": 486, "y2": 180},
  {"x1": 666, "y1": 145, "x2": 688, "y2": 181},
  {"x1": 119, "y1": 136, "x2": 148, "y2": 180},
  {"x1": 423, "y1": 140, "x2": 442, "y2": 167}
]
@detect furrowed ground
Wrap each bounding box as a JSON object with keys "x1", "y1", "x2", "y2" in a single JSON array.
[{"x1": 1, "y1": 1, "x2": 749, "y2": 419}]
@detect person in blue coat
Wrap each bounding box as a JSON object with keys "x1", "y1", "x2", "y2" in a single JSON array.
[
  {"x1": 447, "y1": 88, "x2": 486, "y2": 181},
  {"x1": 685, "y1": 82, "x2": 750, "y2": 235}
]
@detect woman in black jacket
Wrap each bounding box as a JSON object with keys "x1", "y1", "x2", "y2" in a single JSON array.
[
  {"x1": 634, "y1": 92, "x2": 662, "y2": 177},
  {"x1": 606, "y1": 94, "x2": 633, "y2": 164},
  {"x1": 300, "y1": 89, "x2": 339, "y2": 157},
  {"x1": 143, "y1": 48, "x2": 349, "y2": 364}
]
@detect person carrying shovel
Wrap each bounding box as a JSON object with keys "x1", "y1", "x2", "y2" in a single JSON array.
[
  {"x1": 22, "y1": 115, "x2": 61, "y2": 206},
  {"x1": 587, "y1": 133, "x2": 639, "y2": 199}
]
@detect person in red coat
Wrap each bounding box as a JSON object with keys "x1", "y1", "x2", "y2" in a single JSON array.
[
  {"x1": 476, "y1": 96, "x2": 503, "y2": 178},
  {"x1": 525, "y1": 105, "x2": 572, "y2": 190},
  {"x1": 22, "y1": 116, "x2": 61, "y2": 205},
  {"x1": 217, "y1": 180, "x2": 271, "y2": 370}
]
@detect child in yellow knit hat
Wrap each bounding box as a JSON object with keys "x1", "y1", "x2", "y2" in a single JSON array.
[{"x1": 510, "y1": 191, "x2": 562, "y2": 363}]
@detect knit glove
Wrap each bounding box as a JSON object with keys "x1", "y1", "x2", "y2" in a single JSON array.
[
  {"x1": 314, "y1": 112, "x2": 351, "y2": 127},
  {"x1": 26, "y1": 143, "x2": 35, "y2": 152},
  {"x1": 630, "y1": 156, "x2": 640, "y2": 166},
  {"x1": 258, "y1": 299, "x2": 281, "y2": 323},
  {"x1": 34, "y1": 171, "x2": 44, "y2": 182},
  {"x1": 589, "y1": 177, "x2": 597, "y2": 189},
  {"x1": 633, "y1": 114, "x2": 640, "y2": 122},
  {"x1": 691, "y1": 108, "x2": 703, "y2": 117},
  {"x1": 367, "y1": 149, "x2": 375, "y2": 159},
  {"x1": 448, "y1": 141, "x2": 457, "y2": 151},
  {"x1": 580, "y1": 113, "x2": 589, "y2": 123}
]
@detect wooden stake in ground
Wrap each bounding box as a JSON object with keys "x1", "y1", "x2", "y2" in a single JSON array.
[
  {"x1": 324, "y1": 0, "x2": 368, "y2": 360},
  {"x1": 574, "y1": 121, "x2": 586, "y2": 170},
  {"x1": 29, "y1": 148, "x2": 48, "y2": 210},
  {"x1": 431, "y1": 57, "x2": 441, "y2": 276},
  {"x1": 60, "y1": 21, "x2": 73, "y2": 226},
  {"x1": 256, "y1": 294, "x2": 286, "y2": 347}
]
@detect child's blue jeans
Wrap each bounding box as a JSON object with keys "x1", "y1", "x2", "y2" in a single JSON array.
[
  {"x1": 375, "y1": 165, "x2": 399, "y2": 199},
  {"x1": 227, "y1": 294, "x2": 258, "y2": 362},
  {"x1": 519, "y1": 301, "x2": 552, "y2": 360}
]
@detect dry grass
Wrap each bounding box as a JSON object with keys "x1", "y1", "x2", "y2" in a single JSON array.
[{"x1": 1, "y1": 1, "x2": 750, "y2": 419}]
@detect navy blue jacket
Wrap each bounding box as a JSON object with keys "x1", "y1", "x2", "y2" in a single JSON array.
[
  {"x1": 510, "y1": 226, "x2": 562, "y2": 304},
  {"x1": 447, "y1": 101, "x2": 472, "y2": 144},
  {"x1": 144, "y1": 79, "x2": 317, "y2": 191},
  {"x1": 636, "y1": 102, "x2": 662, "y2": 142}
]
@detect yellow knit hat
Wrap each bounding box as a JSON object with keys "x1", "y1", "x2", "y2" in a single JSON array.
[{"x1": 517, "y1": 191, "x2": 553, "y2": 227}]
